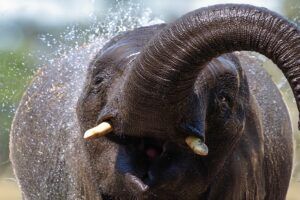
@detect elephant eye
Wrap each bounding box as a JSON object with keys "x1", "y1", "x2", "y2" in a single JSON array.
[
  {"x1": 217, "y1": 93, "x2": 231, "y2": 109},
  {"x1": 220, "y1": 96, "x2": 227, "y2": 102},
  {"x1": 94, "y1": 76, "x2": 104, "y2": 85}
]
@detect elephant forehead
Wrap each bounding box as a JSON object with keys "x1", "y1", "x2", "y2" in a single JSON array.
[{"x1": 200, "y1": 55, "x2": 242, "y2": 88}]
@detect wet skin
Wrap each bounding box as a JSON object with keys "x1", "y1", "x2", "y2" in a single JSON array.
[{"x1": 10, "y1": 4, "x2": 299, "y2": 200}]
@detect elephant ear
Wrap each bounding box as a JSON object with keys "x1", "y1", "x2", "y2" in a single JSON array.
[{"x1": 119, "y1": 4, "x2": 300, "y2": 134}]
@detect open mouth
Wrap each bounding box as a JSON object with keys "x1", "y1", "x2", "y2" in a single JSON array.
[
  {"x1": 106, "y1": 134, "x2": 171, "y2": 191},
  {"x1": 84, "y1": 122, "x2": 208, "y2": 194},
  {"x1": 107, "y1": 134, "x2": 165, "y2": 160}
]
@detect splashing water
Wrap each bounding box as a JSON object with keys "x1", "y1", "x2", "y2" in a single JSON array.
[
  {"x1": 0, "y1": 3, "x2": 164, "y2": 197},
  {"x1": 0, "y1": 0, "x2": 163, "y2": 162},
  {"x1": 0, "y1": 1, "x2": 165, "y2": 198},
  {"x1": 1, "y1": 1, "x2": 300, "y2": 198},
  {"x1": 29, "y1": 2, "x2": 165, "y2": 140},
  {"x1": 38, "y1": 1, "x2": 164, "y2": 66}
]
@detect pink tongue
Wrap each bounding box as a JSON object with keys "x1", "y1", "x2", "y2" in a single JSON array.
[{"x1": 146, "y1": 148, "x2": 159, "y2": 159}]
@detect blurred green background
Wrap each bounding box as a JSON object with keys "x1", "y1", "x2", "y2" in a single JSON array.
[{"x1": 0, "y1": 0, "x2": 299, "y2": 199}]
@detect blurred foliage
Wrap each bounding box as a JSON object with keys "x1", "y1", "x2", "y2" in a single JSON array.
[
  {"x1": 0, "y1": 46, "x2": 36, "y2": 164},
  {"x1": 283, "y1": 0, "x2": 300, "y2": 21}
]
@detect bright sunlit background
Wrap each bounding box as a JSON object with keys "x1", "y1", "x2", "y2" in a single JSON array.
[{"x1": 0, "y1": 0, "x2": 299, "y2": 199}]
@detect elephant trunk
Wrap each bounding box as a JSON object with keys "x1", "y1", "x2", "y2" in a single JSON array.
[{"x1": 120, "y1": 4, "x2": 300, "y2": 135}]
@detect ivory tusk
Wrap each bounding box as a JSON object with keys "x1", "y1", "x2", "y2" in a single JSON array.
[
  {"x1": 83, "y1": 122, "x2": 113, "y2": 139},
  {"x1": 185, "y1": 136, "x2": 208, "y2": 156}
]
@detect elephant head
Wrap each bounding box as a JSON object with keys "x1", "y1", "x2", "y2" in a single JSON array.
[{"x1": 77, "y1": 4, "x2": 300, "y2": 199}]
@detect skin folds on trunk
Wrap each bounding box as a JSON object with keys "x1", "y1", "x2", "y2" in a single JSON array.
[
  {"x1": 9, "y1": 4, "x2": 297, "y2": 200},
  {"x1": 118, "y1": 4, "x2": 300, "y2": 137}
]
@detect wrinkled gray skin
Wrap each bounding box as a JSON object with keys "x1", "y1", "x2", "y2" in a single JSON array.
[{"x1": 10, "y1": 4, "x2": 300, "y2": 200}]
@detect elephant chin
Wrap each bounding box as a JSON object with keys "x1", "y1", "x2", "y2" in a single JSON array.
[{"x1": 124, "y1": 173, "x2": 149, "y2": 194}]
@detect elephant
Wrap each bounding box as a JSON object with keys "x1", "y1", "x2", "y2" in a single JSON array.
[{"x1": 10, "y1": 4, "x2": 300, "y2": 200}]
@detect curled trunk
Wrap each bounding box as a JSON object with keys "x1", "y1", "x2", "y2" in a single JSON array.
[{"x1": 120, "y1": 4, "x2": 300, "y2": 133}]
